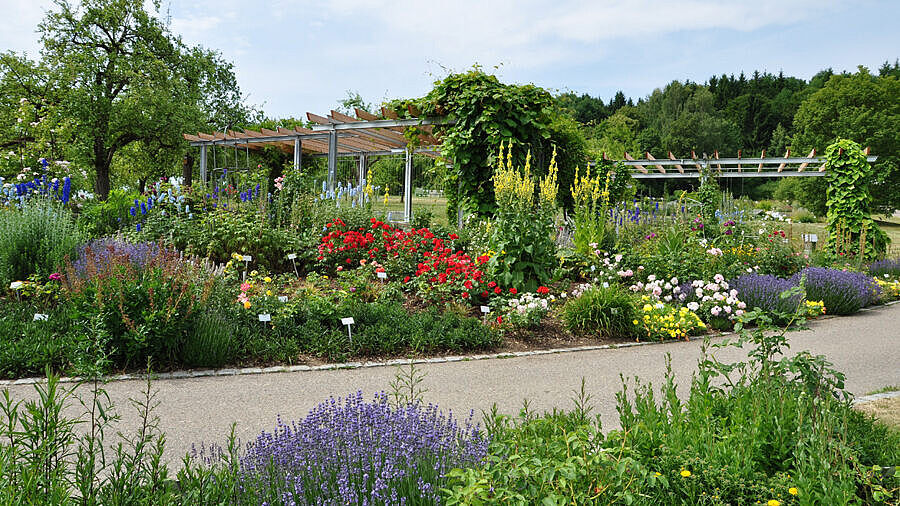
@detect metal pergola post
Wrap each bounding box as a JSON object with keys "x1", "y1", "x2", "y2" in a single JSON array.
[
  {"x1": 199, "y1": 145, "x2": 207, "y2": 184},
  {"x1": 404, "y1": 149, "x2": 412, "y2": 222},
  {"x1": 358, "y1": 154, "x2": 367, "y2": 187},
  {"x1": 293, "y1": 137, "x2": 302, "y2": 171},
  {"x1": 327, "y1": 130, "x2": 337, "y2": 192}
]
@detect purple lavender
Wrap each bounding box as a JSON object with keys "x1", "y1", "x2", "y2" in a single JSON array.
[
  {"x1": 868, "y1": 257, "x2": 900, "y2": 278},
  {"x1": 237, "y1": 392, "x2": 488, "y2": 504},
  {"x1": 71, "y1": 238, "x2": 160, "y2": 278},
  {"x1": 730, "y1": 274, "x2": 800, "y2": 317},
  {"x1": 790, "y1": 267, "x2": 880, "y2": 315}
]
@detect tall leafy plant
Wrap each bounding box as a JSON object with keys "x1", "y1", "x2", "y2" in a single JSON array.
[
  {"x1": 488, "y1": 143, "x2": 558, "y2": 291},
  {"x1": 824, "y1": 139, "x2": 887, "y2": 260},
  {"x1": 0, "y1": 201, "x2": 84, "y2": 285}
]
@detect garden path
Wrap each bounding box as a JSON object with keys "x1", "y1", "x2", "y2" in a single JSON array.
[{"x1": 4, "y1": 303, "x2": 899, "y2": 469}]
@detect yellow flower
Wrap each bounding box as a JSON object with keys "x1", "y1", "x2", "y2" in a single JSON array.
[
  {"x1": 250, "y1": 270, "x2": 258, "y2": 276},
  {"x1": 265, "y1": 290, "x2": 273, "y2": 296},
  {"x1": 767, "y1": 500, "x2": 780, "y2": 506},
  {"x1": 243, "y1": 301, "x2": 251, "y2": 309},
  {"x1": 654, "y1": 472, "x2": 661, "y2": 477},
  {"x1": 633, "y1": 319, "x2": 639, "y2": 325},
  {"x1": 680, "y1": 470, "x2": 691, "y2": 478},
  {"x1": 788, "y1": 488, "x2": 798, "y2": 496}
]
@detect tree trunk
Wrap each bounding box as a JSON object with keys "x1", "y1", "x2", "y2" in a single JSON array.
[
  {"x1": 183, "y1": 153, "x2": 193, "y2": 188},
  {"x1": 137, "y1": 177, "x2": 146, "y2": 194},
  {"x1": 94, "y1": 132, "x2": 111, "y2": 200}
]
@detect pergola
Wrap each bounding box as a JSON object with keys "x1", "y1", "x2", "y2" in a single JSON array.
[
  {"x1": 183, "y1": 107, "x2": 449, "y2": 221},
  {"x1": 607, "y1": 148, "x2": 878, "y2": 178}
]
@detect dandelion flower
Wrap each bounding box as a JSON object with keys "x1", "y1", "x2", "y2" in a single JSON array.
[{"x1": 680, "y1": 469, "x2": 691, "y2": 477}]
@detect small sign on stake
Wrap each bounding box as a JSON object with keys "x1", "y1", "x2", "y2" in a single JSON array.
[
  {"x1": 33, "y1": 313, "x2": 49, "y2": 321},
  {"x1": 286, "y1": 253, "x2": 299, "y2": 276},
  {"x1": 341, "y1": 317, "x2": 355, "y2": 343},
  {"x1": 258, "y1": 313, "x2": 271, "y2": 322},
  {"x1": 286, "y1": 253, "x2": 297, "y2": 260},
  {"x1": 278, "y1": 295, "x2": 288, "y2": 303},
  {"x1": 377, "y1": 271, "x2": 388, "y2": 280},
  {"x1": 242, "y1": 255, "x2": 253, "y2": 262}
]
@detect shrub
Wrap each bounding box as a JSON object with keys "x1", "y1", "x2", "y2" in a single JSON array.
[
  {"x1": 790, "y1": 267, "x2": 879, "y2": 315},
  {"x1": 561, "y1": 284, "x2": 637, "y2": 337},
  {"x1": 0, "y1": 201, "x2": 84, "y2": 285},
  {"x1": 62, "y1": 242, "x2": 214, "y2": 368},
  {"x1": 236, "y1": 392, "x2": 489, "y2": 504},
  {"x1": 730, "y1": 273, "x2": 800, "y2": 320}
]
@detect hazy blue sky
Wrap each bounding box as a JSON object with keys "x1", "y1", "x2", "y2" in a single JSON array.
[{"x1": 3, "y1": 0, "x2": 898, "y2": 119}]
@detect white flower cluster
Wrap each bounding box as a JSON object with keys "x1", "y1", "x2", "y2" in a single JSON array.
[
  {"x1": 629, "y1": 275, "x2": 681, "y2": 302},
  {"x1": 678, "y1": 274, "x2": 746, "y2": 319},
  {"x1": 506, "y1": 291, "x2": 554, "y2": 316},
  {"x1": 587, "y1": 249, "x2": 627, "y2": 285}
]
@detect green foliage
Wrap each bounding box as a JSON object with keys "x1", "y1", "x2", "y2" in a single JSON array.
[
  {"x1": 824, "y1": 139, "x2": 887, "y2": 260},
  {"x1": 78, "y1": 188, "x2": 141, "y2": 236},
  {"x1": 695, "y1": 176, "x2": 720, "y2": 224},
  {"x1": 560, "y1": 284, "x2": 637, "y2": 337},
  {"x1": 2, "y1": 0, "x2": 248, "y2": 199},
  {"x1": 0, "y1": 201, "x2": 84, "y2": 285},
  {"x1": 793, "y1": 67, "x2": 900, "y2": 214},
  {"x1": 399, "y1": 67, "x2": 586, "y2": 218}
]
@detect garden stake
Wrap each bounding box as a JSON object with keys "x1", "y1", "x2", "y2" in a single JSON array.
[
  {"x1": 341, "y1": 317, "x2": 355, "y2": 345},
  {"x1": 287, "y1": 253, "x2": 299, "y2": 277}
]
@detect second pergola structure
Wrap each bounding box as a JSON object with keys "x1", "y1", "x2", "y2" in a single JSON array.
[{"x1": 183, "y1": 107, "x2": 448, "y2": 222}]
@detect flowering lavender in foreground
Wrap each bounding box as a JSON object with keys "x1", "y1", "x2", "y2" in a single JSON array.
[
  {"x1": 789, "y1": 267, "x2": 880, "y2": 316},
  {"x1": 868, "y1": 257, "x2": 900, "y2": 278},
  {"x1": 730, "y1": 273, "x2": 801, "y2": 318},
  {"x1": 238, "y1": 392, "x2": 488, "y2": 505}
]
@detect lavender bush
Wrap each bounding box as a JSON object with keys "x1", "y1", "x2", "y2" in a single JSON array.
[
  {"x1": 237, "y1": 392, "x2": 488, "y2": 505},
  {"x1": 790, "y1": 267, "x2": 880, "y2": 316},
  {"x1": 730, "y1": 274, "x2": 801, "y2": 319},
  {"x1": 70, "y1": 238, "x2": 160, "y2": 278},
  {"x1": 868, "y1": 257, "x2": 900, "y2": 278}
]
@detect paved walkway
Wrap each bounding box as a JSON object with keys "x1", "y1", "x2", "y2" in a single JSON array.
[{"x1": 4, "y1": 303, "x2": 899, "y2": 468}]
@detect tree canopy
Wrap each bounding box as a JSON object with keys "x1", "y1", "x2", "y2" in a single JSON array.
[{"x1": 0, "y1": 0, "x2": 248, "y2": 199}]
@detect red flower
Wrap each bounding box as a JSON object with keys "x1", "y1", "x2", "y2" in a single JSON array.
[
  {"x1": 509, "y1": 288, "x2": 517, "y2": 295},
  {"x1": 488, "y1": 281, "x2": 497, "y2": 288},
  {"x1": 449, "y1": 233, "x2": 459, "y2": 240},
  {"x1": 537, "y1": 286, "x2": 550, "y2": 295},
  {"x1": 346, "y1": 258, "x2": 352, "y2": 264},
  {"x1": 477, "y1": 255, "x2": 490, "y2": 264},
  {"x1": 496, "y1": 316, "x2": 503, "y2": 324},
  {"x1": 403, "y1": 275, "x2": 411, "y2": 283},
  {"x1": 494, "y1": 286, "x2": 502, "y2": 294},
  {"x1": 462, "y1": 291, "x2": 469, "y2": 298},
  {"x1": 463, "y1": 280, "x2": 473, "y2": 289},
  {"x1": 481, "y1": 290, "x2": 489, "y2": 298}
]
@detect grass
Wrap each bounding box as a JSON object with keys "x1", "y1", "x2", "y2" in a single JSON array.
[
  {"x1": 788, "y1": 215, "x2": 900, "y2": 257},
  {"x1": 856, "y1": 396, "x2": 900, "y2": 430},
  {"x1": 372, "y1": 195, "x2": 450, "y2": 226}
]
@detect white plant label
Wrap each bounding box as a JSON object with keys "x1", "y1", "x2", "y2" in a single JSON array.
[
  {"x1": 278, "y1": 296, "x2": 288, "y2": 303},
  {"x1": 480, "y1": 306, "x2": 491, "y2": 314},
  {"x1": 610, "y1": 308, "x2": 618, "y2": 315},
  {"x1": 341, "y1": 317, "x2": 355, "y2": 325},
  {"x1": 287, "y1": 253, "x2": 297, "y2": 260},
  {"x1": 377, "y1": 272, "x2": 388, "y2": 279},
  {"x1": 242, "y1": 255, "x2": 253, "y2": 262},
  {"x1": 258, "y1": 313, "x2": 272, "y2": 322},
  {"x1": 33, "y1": 313, "x2": 49, "y2": 321}
]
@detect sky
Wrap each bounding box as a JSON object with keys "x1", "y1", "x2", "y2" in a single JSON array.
[{"x1": 2, "y1": 0, "x2": 898, "y2": 119}]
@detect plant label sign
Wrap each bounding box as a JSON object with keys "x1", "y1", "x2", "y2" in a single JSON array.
[
  {"x1": 377, "y1": 272, "x2": 388, "y2": 280},
  {"x1": 286, "y1": 253, "x2": 297, "y2": 260},
  {"x1": 610, "y1": 308, "x2": 618, "y2": 315},
  {"x1": 258, "y1": 313, "x2": 271, "y2": 322},
  {"x1": 480, "y1": 306, "x2": 491, "y2": 314},
  {"x1": 242, "y1": 255, "x2": 253, "y2": 262},
  {"x1": 33, "y1": 313, "x2": 49, "y2": 321},
  {"x1": 278, "y1": 296, "x2": 288, "y2": 303},
  {"x1": 341, "y1": 317, "x2": 355, "y2": 326}
]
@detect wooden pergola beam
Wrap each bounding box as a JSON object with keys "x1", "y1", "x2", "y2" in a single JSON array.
[{"x1": 624, "y1": 151, "x2": 648, "y2": 173}]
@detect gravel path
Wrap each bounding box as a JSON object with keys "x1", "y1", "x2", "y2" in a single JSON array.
[{"x1": 3, "y1": 303, "x2": 899, "y2": 468}]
